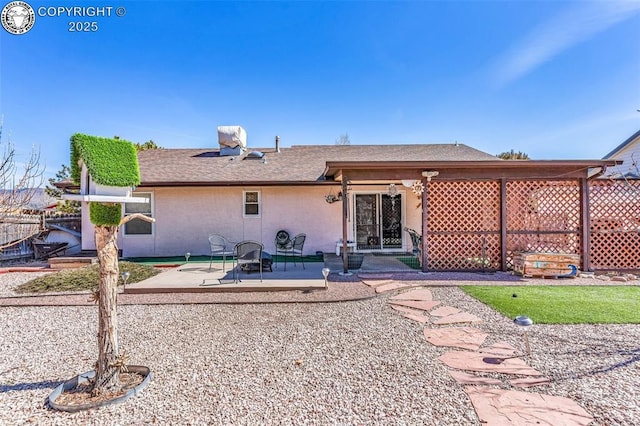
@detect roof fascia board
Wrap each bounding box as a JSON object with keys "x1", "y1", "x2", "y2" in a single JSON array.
[
  {"x1": 323, "y1": 160, "x2": 620, "y2": 181},
  {"x1": 603, "y1": 129, "x2": 640, "y2": 159},
  {"x1": 136, "y1": 181, "x2": 340, "y2": 188}
]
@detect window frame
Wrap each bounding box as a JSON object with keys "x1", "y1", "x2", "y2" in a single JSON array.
[
  {"x1": 243, "y1": 190, "x2": 261, "y2": 218},
  {"x1": 123, "y1": 192, "x2": 154, "y2": 236}
]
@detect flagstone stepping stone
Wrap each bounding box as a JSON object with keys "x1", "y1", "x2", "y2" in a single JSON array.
[
  {"x1": 464, "y1": 386, "x2": 593, "y2": 426},
  {"x1": 402, "y1": 313, "x2": 429, "y2": 323},
  {"x1": 433, "y1": 312, "x2": 482, "y2": 325},
  {"x1": 510, "y1": 377, "x2": 551, "y2": 388},
  {"x1": 423, "y1": 327, "x2": 488, "y2": 350},
  {"x1": 439, "y1": 351, "x2": 543, "y2": 376},
  {"x1": 359, "y1": 274, "x2": 393, "y2": 281},
  {"x1": 388, "y1": 299, "x2": 441, "y2": 311},
  {"x1": 429, "y1": 306, "x2": 461, "y2": 317},
  {"x1": 375, "y1": 282, "x2": 414, "y2": 293},
  {"x1": 390, "y1": 288, "x2": 433, "y2": 301},
  {"x1": 479, "y1": 342, "x2": 519, "y2": 357},
  {"x1": 361, "y1": 279, "x2": 395, "y2": 288},
  {"x1": 449, "y1": 370, "x2": 502, "y2": 386},
  {"x1": 390, "y1": 304, "x2": 426, "y2": 316}
]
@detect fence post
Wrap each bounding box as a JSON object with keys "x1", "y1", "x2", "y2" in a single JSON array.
[{"x1": 580, "y1": 178, "x2": 591, "y2": 272}]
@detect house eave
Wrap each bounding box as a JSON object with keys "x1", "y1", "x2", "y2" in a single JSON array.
[
  {"x1": 62, "y1": 194, "x2": 149, "y2": 203},
  {"x1": 136, "y1": 180, "x2": 339, "y2": 188},
  {"x1": 323, "y1": 160, "x2": 621, "y2": 181},
  {"x1": 603, "y1": 129, "x2": 640, "y2": 159}
]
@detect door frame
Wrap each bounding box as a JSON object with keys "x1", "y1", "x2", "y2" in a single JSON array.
[{"x1": 350, "y1": 189, "x2": 407, "y2": 252}]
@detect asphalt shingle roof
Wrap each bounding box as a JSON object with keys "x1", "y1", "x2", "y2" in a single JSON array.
[{"x1": 137, "y1": 143, "x2": 498, "y2": 185}]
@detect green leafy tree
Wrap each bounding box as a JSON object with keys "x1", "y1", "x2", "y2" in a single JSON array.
[
  {"x1": 134, "y1": 140, "x2": 163, "y2": 151},
  {"x1": 45, "y1": 164, "x2": 80, "y2": 213},
  {"x1": 497, "y1": 149, "x2": 530, "y2": 160}
]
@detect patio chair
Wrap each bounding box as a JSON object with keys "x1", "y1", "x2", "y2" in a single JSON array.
[
  {"x1": 233, "y1": 240, "x2": 264, "y2": 283},
  {"x1": 208, "y1": 234, "x2": 235, "y2": 271},
  {"x1": 404, "y1": 227, "x2": 422, "y2": 266},
  {"x1": 277, "y1": 233, "x2": 306, "y2": 271},
  {"x1": 274, "y1": 229, "x2": 292, "y2": 269}
]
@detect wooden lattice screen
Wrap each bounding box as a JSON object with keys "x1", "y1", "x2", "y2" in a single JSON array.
[
  {"x1": 422, "y1": 178, "x2": 637, "y2": 272},
  {"x1": 589, "y1": 180, "x2": 640, "y2": 270},
  {"x1": 426, "y1": 181, "x2": 500, "y2": 271},
  {"x1": 505, "y1": 180, "x2": 581, "y2": 269}
]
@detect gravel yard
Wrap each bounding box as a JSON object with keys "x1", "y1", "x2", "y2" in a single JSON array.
[{"x1": 1, "y1": 272, "x2": 639, "y2": 425}]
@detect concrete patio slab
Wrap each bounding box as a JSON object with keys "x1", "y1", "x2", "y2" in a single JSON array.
[
  {"x1": 465, "y1": 386, "x2": 593, "y2": 426},
  {"x1": 423, "y1": 327, "x2": 489, "y2": 351},
  {"x1": 125, "y1": 262, "x2": 327, "y2": 293},
  {"x1": 439, "y1": 351, "x2": 543, "y2": 376}
]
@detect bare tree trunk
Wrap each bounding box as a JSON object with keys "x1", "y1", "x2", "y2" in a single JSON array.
[{"x1": 92, "y1": 224, "x2": 121, "y2": 395}]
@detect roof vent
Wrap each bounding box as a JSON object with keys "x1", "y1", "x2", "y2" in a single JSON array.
[
  {"x1": 245, "y1": 151, "x2": 264, "y2": 159},
  {"x1": 217, "y1": 125, "x2": 247, "y2": 156}
]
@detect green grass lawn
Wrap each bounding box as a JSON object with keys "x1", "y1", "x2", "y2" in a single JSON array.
[
  {"x1": 461, "y1": 285, "x2": 640, "y2": 324},
  {"x1": 14, "y1": 261, "x2": 160, "y2": 294}
]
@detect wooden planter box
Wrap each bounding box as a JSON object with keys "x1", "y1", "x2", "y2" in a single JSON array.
[{"x1": 512, "y1": 252, "x2": 580, "y2": 278}]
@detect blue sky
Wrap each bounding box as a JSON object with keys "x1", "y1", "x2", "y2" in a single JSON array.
[{"x1": 1, "y1": 0, "x2": 639, "y2": 180}]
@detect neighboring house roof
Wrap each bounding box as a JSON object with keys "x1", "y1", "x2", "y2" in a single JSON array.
[
  {"x1": 137, "y1": 143, "x2": 499, "y2": 186},
  {"x1": 70, "y1": 133, "x2": 140, "y2": 187},
  {"x1": 603, "y1": 129, "x2": 640, "y2": 159},
  {"x1": 602, "y1": 129, "x2": 640, "y2": 179}
]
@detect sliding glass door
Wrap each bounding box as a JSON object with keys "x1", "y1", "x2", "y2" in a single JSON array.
[{"x1": 354, "y1": 193, "x2": 403, "y2": 250}]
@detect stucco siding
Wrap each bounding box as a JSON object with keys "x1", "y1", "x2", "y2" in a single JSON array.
[
  {"x1": 119, "y1": 186, "x2": 345, "y2": 257},
  {"x1": 77, "y1": 184, "x2": 423, "y2": 258},
  {"x1": 114, "y1": 185, "x2": 423, "y2": 258}
]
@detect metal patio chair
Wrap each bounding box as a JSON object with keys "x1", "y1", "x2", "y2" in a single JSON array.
[
  {"x1": 274, "y1": 229, "x2": 291, "y2": 269},
  {"x1": 208, "y1": 234, "x2": 235, "y2": 271},
  {"x1": 233, "y1": 240, "x2": 264, "y2": 283},
  {"x1": 276, "y1": 233, "x2": 306, "y2": 271}
]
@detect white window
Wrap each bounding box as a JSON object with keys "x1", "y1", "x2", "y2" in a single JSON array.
[
  {"x1": 243, "y1": 190, "x2": 260, "y2": 217},
  {"x1": 124, "y1": 192, "x2": 153, "y2": 235}
]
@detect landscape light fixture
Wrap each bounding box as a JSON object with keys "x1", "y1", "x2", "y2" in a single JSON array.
[
  {"x1": 121, "y1": 271, "x2": 130, "y2": 290},
  {"x1": 322, "y1": 267, "x2": 330, "y2": 289},
  {"x1": 514, "y1": 315, "x2": 534, "y2": 356}
]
